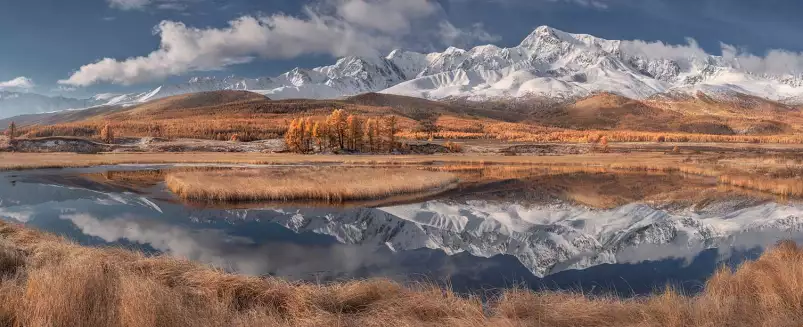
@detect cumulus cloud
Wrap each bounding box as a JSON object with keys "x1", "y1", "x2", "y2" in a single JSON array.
[
  {"x1": 61, "y1": 0, "x2": 497, "y2": 86},
  {"x1": 0, "y1": 76, "x2": 35, "y2": 90},
  {"x1": 721, "y1": 44, "x2": 803, "y2": 76},
  {"x1": 621, "y1": 38, "x2": 803, "y2": 75},
  {"x1": 336, "y1": 0, "x2": 437, "y2": 33}
]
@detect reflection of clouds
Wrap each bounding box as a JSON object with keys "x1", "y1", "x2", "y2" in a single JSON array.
[
  {"x1": 0, "y1": 207, "x2": 34, "y2": 223},
  {"x1": 382, "y1": 200, "x2": 803, "y2": 275},
  {"x1": 60, "y1": 213, "x2": 400, "y2": 279}
]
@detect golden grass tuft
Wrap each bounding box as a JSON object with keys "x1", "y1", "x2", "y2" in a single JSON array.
[
  {"x1": 165, "y1": 167, "x2": 459, "y2": 203},
  {"x1": 0, "y1": 220, "x2": 803, "y2": 326}
]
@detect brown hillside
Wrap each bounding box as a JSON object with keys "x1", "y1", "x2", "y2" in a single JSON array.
[
  {"x1": 346, "y1": 92, "x2": 526, "y2": 122},
  {"x1": 121, "y1": 90, "x2": 269, "y2": 116},
  {"x1": 530, "y1": 93, "x2": 682, "y2": 131},
  {"x1": 7, "y1": 90, "x2": 803, "y2": 144}
]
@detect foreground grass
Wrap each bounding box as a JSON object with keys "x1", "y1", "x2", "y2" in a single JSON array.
[
  {"x1": 165, "y1": 167, "x2": 459, "y2": 203},
  {"x1": 0, "y1": 221, "x2": 802, "y2": 326}
]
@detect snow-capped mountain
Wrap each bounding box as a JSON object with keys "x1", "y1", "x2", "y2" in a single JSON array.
[
  {"x1": 6, "y1": 25, "x2": 803, "y2": 119},
  {"x1": 92, "y1": 25, "x2": 803, "y2": 107},
  {"x1": 0, "y1": 91, "x2": 103, "y2": 119}
]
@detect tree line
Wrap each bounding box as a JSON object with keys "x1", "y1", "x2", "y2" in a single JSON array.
[{"x1": 284, "y1": 109, "x2": 399, "y2": 153}]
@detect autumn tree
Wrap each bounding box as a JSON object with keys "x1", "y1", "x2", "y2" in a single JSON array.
[
  {"x1": 312, "y1": 122, "x2": 325, "y2": 151},
  {"x1": 327, "y1": 109, "x2": 348, "y2": 150},
  {"x1": 417, "y1": 115, "x2": 439, "y2": 141},
  {"x1": 302, "y1": 118, "x2": 314, "y2": 152},
  {"x1": 100, "y1": 124, "x2": 115, "y2": 144},
  {"x1": 365, "y1": 118, "x2": 379, "y2": 153},
  {"x1": 346, "y1": 115, "x2": 364, "y2": 151},
  {"x1": 284, "y1": 118, "x2": 302, "y2": 152},
  {"x1": 382, "y1": 115, "x2": 398, "y2": 152}
]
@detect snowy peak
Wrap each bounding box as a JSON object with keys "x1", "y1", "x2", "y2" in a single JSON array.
[{"x1": 36, "y1": 25, "x2": 803, "y2": 115}]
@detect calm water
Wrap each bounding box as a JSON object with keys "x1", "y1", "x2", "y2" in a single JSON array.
[{"x1": 1, "y1": 165, "x2": 802, "y2": 296}]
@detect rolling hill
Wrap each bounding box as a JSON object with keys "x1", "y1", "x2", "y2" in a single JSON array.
[{"x1": 4, "y1": 89, "x2": 803, "y2": 145}]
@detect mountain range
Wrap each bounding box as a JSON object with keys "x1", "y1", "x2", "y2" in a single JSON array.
[{"x1": 4, "y1": 25, "x2": 803, "y2": 120}]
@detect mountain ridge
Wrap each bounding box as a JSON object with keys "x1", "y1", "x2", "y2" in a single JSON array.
[{"x1": 4, "y1": 25, "x2": 803, "y2": 120}]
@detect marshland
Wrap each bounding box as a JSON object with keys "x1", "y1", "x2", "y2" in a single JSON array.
[
  {"x1": 5, "y1": 136, "x2": 803, "y2": 327},
  {"x1": 2, "y1": 159, "x2": 803, "y2": 327}
]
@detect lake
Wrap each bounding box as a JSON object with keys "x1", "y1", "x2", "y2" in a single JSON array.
[{"x1": 2, "y1": 164, "x2": 801, "y2": 296}]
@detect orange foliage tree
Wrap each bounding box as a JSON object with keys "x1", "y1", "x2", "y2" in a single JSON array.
[
  {"x1": 100, "y1": 124, "x2": 115, "y2": 144},
  {"x1": 285, "y1": 109, "x2": 402, "y2": 154}
]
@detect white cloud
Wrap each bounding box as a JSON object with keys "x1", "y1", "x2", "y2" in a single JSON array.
[
  {"x1": 62, "y1": 0, "x2": 497, "y2": 86},
  {"x1": 438, "y1": 22, "x2": 501, "y2": 47},
  {"x1": 336, "y1": 0, "x2": 437, "y2": 33},
  {"x1": 721, "y1": 44, "x2": 803, "y2": 76},
  {"x1": 621, "y1": 38, "x2": 803, "y2": 75},
  {"x1": 0, "y1": 76, "x2": 35, "y2": 90},
  {"x1": 107, "y1": 0, "x2": 150, "y2": 10}
]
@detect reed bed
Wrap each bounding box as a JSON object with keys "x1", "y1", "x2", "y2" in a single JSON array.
[
  {"x1": 165, "y1": 167, "x2": 459, "y2": 203},
  {"x1": 0, "y1": 221, "x2": 802, "y2": 326}
]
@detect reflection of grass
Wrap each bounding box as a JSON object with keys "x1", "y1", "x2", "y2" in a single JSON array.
[
  {"x1": 0, "y1": 152, "x2": 694, "y2": 171},
  {"x1": 165, "y1": 167, "x2": 459, "y2": 203},
  {"x1": 719, "y1": 174, "x2": 803, "y2": 197},
  {"x1": 2, "y1": 221, "x2": 803, "y2": 326},
  {"x1": 5, "y1": 151, "x2": 803, "y2": 200}
]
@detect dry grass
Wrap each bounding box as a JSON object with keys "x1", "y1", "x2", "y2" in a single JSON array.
[
  {"x1": 165, "y1": 167, "x2": 459, "y2": 203},
  {"x1": 0, "y1": 220, "x2": 802, "y2": 326}
]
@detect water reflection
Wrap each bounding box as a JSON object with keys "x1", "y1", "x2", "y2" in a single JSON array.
[{"x1": 1, "y1": 165, "x2": 803, "y2": 296}]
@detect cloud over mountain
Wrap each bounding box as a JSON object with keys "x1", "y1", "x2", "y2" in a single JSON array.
[
  {"x1": 61, "y1": 0, "x2": 497, "y2": 86},
  {"x1": 0, "y1": 77, "x2": 35, "y2": 90}
]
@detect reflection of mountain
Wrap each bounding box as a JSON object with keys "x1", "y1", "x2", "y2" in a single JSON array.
[
  {"x1": 2, "y1": 169, "x2": 803, "y2": 279},
  {"x1": 185, "y1": 199, "x2": 803, "y2": 278}
]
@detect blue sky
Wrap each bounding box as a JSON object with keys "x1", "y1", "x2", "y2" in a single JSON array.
[{"x1": 1, "y1": 0, "x2": 803, "y2": 98}]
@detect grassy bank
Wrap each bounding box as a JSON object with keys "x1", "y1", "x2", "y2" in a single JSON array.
[
  {"x1": 165, "y1": 167, "x2": 459, "y2": 203},
  {"x1": 0, "y1": 221, "x2": 802, "y2": 326}
]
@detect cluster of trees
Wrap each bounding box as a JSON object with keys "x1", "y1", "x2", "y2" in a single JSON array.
[{"x1": 285, "y1": 109, "x2": 399, "y2": 153}]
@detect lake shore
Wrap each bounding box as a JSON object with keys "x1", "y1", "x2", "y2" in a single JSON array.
[{"x1": 0, "y1": 219, "x2": 800, "y2": 327}]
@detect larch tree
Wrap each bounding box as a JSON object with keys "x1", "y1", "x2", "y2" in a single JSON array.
[
  {"x1": 365, "y1": 118, "x2": 378, "y2": 153},
  {"x1": 327, "y1": 109, "x2": 348, "y2": 150},
  {"x1": 284, "y1": 118, "x2": 303, "y2": 152},
  {"x1": 346, "y1": 115, "x2": 364, "y2": 151},
  {"x1": 100, "y1": 124, "x2": 115, "y2": 144},
  {"x1": 302, "y1": 118, "x2": 314, "y2": 153},
  {"x1": 383, "y1": 115, "x2": 398, "y2": 152},
  {"x1": 312, "y1": 122, "x2": 323, "y2": 151}
]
